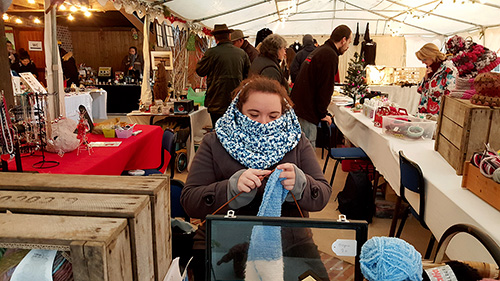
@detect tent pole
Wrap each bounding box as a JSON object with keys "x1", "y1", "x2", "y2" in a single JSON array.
[
  {"x1": 51, "y1": 9, "x2": 59, "y2": 117},
  {"x1": 192, "y1": 1, "x2": 268, "y2": 23}
]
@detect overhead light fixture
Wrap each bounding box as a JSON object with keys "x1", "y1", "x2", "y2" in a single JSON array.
[
  {"x1": 15, "y1": 18, "x2": 22, "y2": 24},
  {"x1": 84, "y1": 11, "x2": 91, "y2": 17},
  {"x1": 33, "y1": 17, "x2": 41, "y2": 24},
  {"x1": 2, "y1": 13, "x2": 8, "y2": 21},
  {"x1": 68, "y1": 14, "x2": 74, "y2": 21},
  {"x1": 69, "y1": 6, "x2": 77, "y2": 12},
  {"x1": 28, "y1": 0, "x2": 35, "y2": 3},
  {"x1": 59, "y1": 4, "x2": 66, "y2": 10}
]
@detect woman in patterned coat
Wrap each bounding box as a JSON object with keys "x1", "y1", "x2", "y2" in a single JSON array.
[
  {"x1": 416, "y1": 43, "x2": 458, "y2": 115},
  {"x1": 181, "y1": 76, "x2": 331, "y2": 280}
]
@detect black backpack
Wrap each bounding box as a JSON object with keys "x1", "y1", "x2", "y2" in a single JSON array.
[{"x1": 336, "y1": 171, "x2": 375, "y2": 223}]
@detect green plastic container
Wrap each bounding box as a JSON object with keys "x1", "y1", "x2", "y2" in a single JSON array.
[{"x1": 187, "y1": 87, "x2": 206, "y2": 106}]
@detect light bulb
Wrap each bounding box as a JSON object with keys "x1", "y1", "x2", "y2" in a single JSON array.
[
  {"x1": 34, "y1": 17, "x2": 41, "y2": 24},
  {"x1": 28, "y1": 0, "x2": 35, "y2": 3},
  {"x1": 68, "y1": 14, "x2": 74, "y2": 21},
  {"x1": 15, "y1": 18, "x2": 22, "y2": 23},
  {"x1": 59, "y1": 4, "x2": 66, "y2": 10},
  {"x1": 84, "y1": 11, "x2": 91, "y2": 17},
  {"x1": 81, "y1": 6, "x2": 88, "y2": 11},
  {"x1": 69, "y1": 6, "x2": 77, "y2": 12},
  {"x1": 2, "y1": 14, "x2": 8, "y2": 21}
]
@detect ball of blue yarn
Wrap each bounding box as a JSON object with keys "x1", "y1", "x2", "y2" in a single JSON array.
[{"x1": 360, "y1": 236, "x2": 423, "y2": 281}]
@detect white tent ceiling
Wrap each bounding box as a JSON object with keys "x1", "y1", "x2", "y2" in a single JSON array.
[{"x1": 165, "y1": 0, "x2": 500, "y2": 37}]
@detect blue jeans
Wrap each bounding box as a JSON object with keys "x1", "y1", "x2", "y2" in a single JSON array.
[{"x1": 298, "y1": 117, "x2": 317, "y2": 148}]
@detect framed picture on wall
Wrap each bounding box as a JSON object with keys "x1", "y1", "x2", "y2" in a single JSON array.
[
  {"x1": 156, "y1": 23, "x2": 164, "y2": 47},
  {"x1": 151, "y1": 51, "x2": 173, "y2": 70}
]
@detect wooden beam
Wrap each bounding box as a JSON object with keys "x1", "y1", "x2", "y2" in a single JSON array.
[
  {"x1": 119, "y1": 9, "x2": 153, "y2": 37},
  {"x1": 0, "y1": 20, "x2": 14, "y2": 109}
]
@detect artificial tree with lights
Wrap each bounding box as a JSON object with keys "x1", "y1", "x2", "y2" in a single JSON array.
[{"x1": 343, "y1": 52, "x2": 370, "y2": 107}]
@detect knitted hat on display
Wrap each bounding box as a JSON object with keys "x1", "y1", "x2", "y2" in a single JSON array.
[
  {"x1": 446, "y1": 35, "x2": 500, "y2": 79},
  {"x1": 471, "y1": 72, "x2": 500, "y2": 106},
  {"x1": 360, "y1": 236, "x2": 423, "y2": 281}
]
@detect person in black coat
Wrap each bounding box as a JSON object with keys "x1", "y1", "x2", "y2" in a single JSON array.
[
  {"x1": 249, "y1": 34, "x2": 289, "y2": 92},
  {"x1": 59, "y1": 46, "x2": 80, "y2": 87},
  {"x1": 11, "y1": 49, "x2": 38, "y2": 77},
  {"x1": 290, "y1": 34, "x2": 316, "y2": 83}
]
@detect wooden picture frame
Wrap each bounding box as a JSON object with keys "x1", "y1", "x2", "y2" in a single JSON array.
[{"x1": 151, "y1": 51, "x2": 173, "y2": 70}]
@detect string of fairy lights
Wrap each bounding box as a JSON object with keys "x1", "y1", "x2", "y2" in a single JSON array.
[{"x1": 3, "y1": 2, "x2": 96, "y2": 26}]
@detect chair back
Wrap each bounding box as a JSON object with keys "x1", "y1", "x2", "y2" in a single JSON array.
[
  {"x1": 158, "y1": 129, "x2": 176, "y2": 174},
  {"x1": 399, "y1": 150, "x2": 426, "y2": 221},
  {"x1": 170, "y1": 179, "x2": 189, "y2": 220}
]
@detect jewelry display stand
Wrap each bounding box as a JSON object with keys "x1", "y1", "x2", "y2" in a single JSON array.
[{"x1": 32, "y1": 92, "x2": 59, "y2": 169}]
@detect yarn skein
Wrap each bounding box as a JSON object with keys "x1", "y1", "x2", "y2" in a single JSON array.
[{"x1": 360, "y1": 236, "x2": 423, "y2": 281}]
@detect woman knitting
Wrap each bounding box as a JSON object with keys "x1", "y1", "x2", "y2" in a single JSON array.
[
  {"x1": 415, "y1": 43, "x2": 457, "y2": 115},
  {"x1": 181, "y1": 76, "x2": 331, "y2": 280}
]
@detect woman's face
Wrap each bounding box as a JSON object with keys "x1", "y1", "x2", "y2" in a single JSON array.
[
  {"x1": 420, "y1": 57, "x2": 433, "y2": 67},
  {"x1": 241, "y1": 91, "x2": 282, "y2": 124},
  {"x1": 278, "y1": 47, "x2": 286, "y2": 61},
  {"x1": 20, "y1": 58, "x2": 30, "y2": 66}
]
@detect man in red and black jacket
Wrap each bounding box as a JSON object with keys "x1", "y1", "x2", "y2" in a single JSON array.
[{"x1": 290, "y1": 25, "x2": 352, "y2": 148}]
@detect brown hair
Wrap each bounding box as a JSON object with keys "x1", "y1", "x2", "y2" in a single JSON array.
[
  {"x1": 259, "y1": 34, "x2": 287, "y2": 60},
  {"x1": 232, "y1": 76, "x2": 293, "y2": 113},
  {"x1": 416, "y1": 43, "x2": 446, "y2": 63},
  {"x1": 330, "y1": 25, "x2": 352, "y2": 43}
]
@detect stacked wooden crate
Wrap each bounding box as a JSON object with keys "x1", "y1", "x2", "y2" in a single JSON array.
[
  {"x1": 0, "y1": 173, "x2": 171, "y2": 281},
  {"x1": 435, "y1": 96, "x2": 500, "y2": 174},
  {"x1": 0, "y1": 213, "x2": 133, "y2": 280}
]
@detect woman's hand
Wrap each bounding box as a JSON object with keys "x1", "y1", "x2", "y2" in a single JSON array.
[
  {"x1": 237, "y1": 169, "x2": 272, "y2": 193},
  {"x1": 277, "y1": 163, "x2": 296, "y2": 191}
]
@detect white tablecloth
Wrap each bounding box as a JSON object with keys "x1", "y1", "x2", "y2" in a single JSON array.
[
  {"x1": 330, "y1": 103, "x2": 500, "y2": 262},
  {"x1": 369, "y1": 85, "x2": 421, "y2": 115},
  {"x1": 126, "y1": 107, "x2": 212, "y2": 171},
  {"x1": 64, "y1": 93, "x2": 93, "y2": 123},
  {"x1": 89, "y1": 89, "x2": 107, "y2": 120}
]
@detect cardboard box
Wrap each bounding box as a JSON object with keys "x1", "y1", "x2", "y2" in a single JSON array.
[
  {"x1": 435, "y1": 96, "x2": 500, "y2": 174},
  {"x1": 462, "y1": 161, "x2": 500, "y2": 211}
]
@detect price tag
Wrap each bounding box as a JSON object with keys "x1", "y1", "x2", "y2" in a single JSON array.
[{"x1": 331, "y1": 239, "x2": 357, "y2": 257}]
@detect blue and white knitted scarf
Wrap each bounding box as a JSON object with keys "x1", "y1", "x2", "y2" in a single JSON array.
[
  {"x1": 215, "y1": 95, "x2": 301, "y2": 169},
  {"x1": 245, "y1": 169, "x2": 288, "y2": 281}
]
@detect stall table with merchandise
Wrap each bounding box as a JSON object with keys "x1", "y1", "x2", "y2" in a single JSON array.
[
  {"x1": 329, "y1": 102, "x2": 500, "y2": 262},
  {"x1": 3, "y1": 125, "x2": 166, "y2": 175},
  {"x1": 127, "y1": 107, "x2": 212, "y2": 170},
  {"x1": 368, "y1": 85, "x2": 421, "y2": 115},
  {"x1": 64, "y1": 89, "x2": 107, "y2": 122}
]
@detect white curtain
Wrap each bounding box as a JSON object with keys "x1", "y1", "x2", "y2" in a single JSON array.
[
  {"x1": 140, "y1": 14, "x2": 152, "y2": 105},
  {"x1": 44, "y1": 0, "x2": 65, "y2": 118}
]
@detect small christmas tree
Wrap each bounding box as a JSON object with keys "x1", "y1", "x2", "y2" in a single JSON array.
[{"x1": 343, "y1": 52, "x2": 369, "y2": 105}]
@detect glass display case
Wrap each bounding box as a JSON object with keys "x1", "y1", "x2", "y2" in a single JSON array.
[{"x1": 206, "y1": 214, "x2": 368, "y2": 281}]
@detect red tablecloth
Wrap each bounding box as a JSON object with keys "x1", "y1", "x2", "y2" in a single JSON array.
[{"x1": 6, "y1": 125, "x2": 167, "y2": 175}]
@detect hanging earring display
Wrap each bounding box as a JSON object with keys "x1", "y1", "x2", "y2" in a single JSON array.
[
  {"x1": 0, "y1": 91, "x2": 14, "y2": 157},
  {"x1": 32, "y1": 92, "x2": 59, "y2": 169}
]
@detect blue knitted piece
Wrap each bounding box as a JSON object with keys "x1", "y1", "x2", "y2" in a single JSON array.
[
  {"x1": 360, "y1": 237, "x2": 423, "y2": 281},
  {"x1": 215, "y1": 94, "x2": 301, "y2": 170},
  {"x1": 247, "y1": 169, "x2": 288, "y2": 261}
]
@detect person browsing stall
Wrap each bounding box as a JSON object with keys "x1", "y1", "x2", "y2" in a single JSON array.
[
  {"x1": 231, "y1": 29, "x2": 259, "y2": 63},
  {"x1": 249, "y1": 34, "x2": 290, "y2": 92},
  {"x1": 415, "y1": 43, "x2": 457, "y2": 115},
  {"x1": 290, "y1": 25, "x2": 352, "y2": 148},
  {"x1": 181, "y1": 77, "x2": 332, "y2": 280},
  {"x1": 11, "y1": 49, "x2": 38, "y2": 77},
  {"x1": 196, "y1": 24, "x2": 251, "y2": 127}
]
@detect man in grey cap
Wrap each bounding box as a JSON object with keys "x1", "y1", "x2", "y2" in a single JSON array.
[
  {"x1": 290, "y1": 34, "x2": 316, "y2": 83},
  {"x1": 196, "y1": 24, "x2": 250, "y2": 127},
  {"x1": 231, "y1": 29, "x2": 259, "y2": 63}
]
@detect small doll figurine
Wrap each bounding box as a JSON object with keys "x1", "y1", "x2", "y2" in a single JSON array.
[{"x1": 76, "y1": 109, "x2": 93, "y2": 155}]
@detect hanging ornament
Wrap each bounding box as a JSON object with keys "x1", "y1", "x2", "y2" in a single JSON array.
[
  {"x1": 137, "y1": 4, "x2": 146, "y2": 19},
  {"x1": 97, "y1": 0, "x2": 108, "y2": 8},
  {"x1": 113, "y1": 0, "x2": 122, "y2": 10},
  {"x1": 131, "y1": 28, "x2": 139, "y2": 40},
  {"x1": 163, "y1": 6, "x2": 170, "y2": 17}
]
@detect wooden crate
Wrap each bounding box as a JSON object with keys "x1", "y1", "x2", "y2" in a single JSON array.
[
  {"x1": 0, "y1": 191, "x2": 154, "y2": 281},
  {"x1": 0, "y1": 173, "x2": 171, "y2": 281},
  {"x1": 0, "y1": 213, "x2": 133, "y2": 281},
  {"x1": 462, "y1": 161, "x2": 500, "y2": 211},
  {"x1": 435, "y1": 96, "x2": 500, "y2": 175}
]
